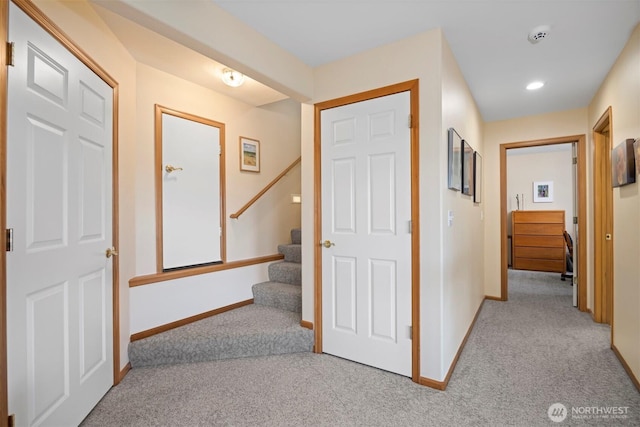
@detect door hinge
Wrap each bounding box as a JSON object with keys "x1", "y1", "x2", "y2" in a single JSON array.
[
  {"x1": 409, "y1": 325, "x2": 413, "y2": 340},
  {"x1": 6, "y1": 41, "x2": 15, "y2": 67},
  {"x1": 572, "y1": 157, "x2": 577, "y2": 164},
  {"x1": 408, "y1": 114, "x2": 412, "y2": 128},
  {"x1": 218, "y1": 145, "x2": 222, "y2": 156},
  {"x1": 573, "y1": 216, "x2": 578, "y2": 225},
  {"x1": 408, "y1": 220, "x2": 412, "y2": 234},
  {"x1": 8, "y1": 414, "x2": 15, "y2": 427},
  {"x1": 5, "y1": 228, "x2": 13, "y2": 252}
]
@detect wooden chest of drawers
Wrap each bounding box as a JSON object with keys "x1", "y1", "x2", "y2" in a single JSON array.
[{"x1": 511, "y1": 210, "x2": 565, "y2": 273}]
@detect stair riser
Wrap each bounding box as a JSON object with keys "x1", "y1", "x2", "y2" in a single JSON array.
[
  {"x1": 129, "y1": 330, "x2": 313, "y2": 368},
  {"x1": 268, "y1": 262, "x2": 302, "y2": 285},
  {"x1": 253, "y1": 282, "x2": 302, "y2": 313},
  {"x1": 278, "y1": 244, "x2": 302, "y2": 263},
  {"x1": 291, "y1": 228, "x2": 301, "y2": 245}
]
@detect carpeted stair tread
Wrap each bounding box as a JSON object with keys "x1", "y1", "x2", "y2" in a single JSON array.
[
  {"x1": 253, "y1": 281, "x2": 302, "y2": 313},
  {"x1": 278, "y1": 243, "x2": 301, "y2": 263},
  {"x1": 128, "y1": 305, "x2": 313, "y2": 368},
  {"x1": 268, "y1": 261, "x2": 301, "y2": 285}
]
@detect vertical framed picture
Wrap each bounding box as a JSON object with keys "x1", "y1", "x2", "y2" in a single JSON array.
[
  {"x1": 533, "y1": 181, "x2": 553, "y2": 202},
  {"x1": 447, "y1": 128, "x2": 461, "y2": 191},
  {"x1": 612, "y1": 138, "x2": 636, "y2": 187},
  {"x1": 473, "y1": 151, "x2": 482, "y2": 203},
  {"x1": 240, "y1": 137, "x2": 260, "y2": 172},
  {"x1": 461, "y1": 139, "x2": 474, "y2": 196},
  {"x1": 634, "y1": 139, "x2": 640, "y2": 176}
]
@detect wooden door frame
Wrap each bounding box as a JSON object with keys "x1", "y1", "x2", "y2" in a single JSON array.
[
  {"x1": 1, "y1": 1, "x2": 121, "y2": 423},
  {"x1": 500, "y1": 135, "x2": 587, "y2": 311},
  {"x1": 313, "y1": 80, "x2": 421, "y2": 383},
  {"x1": 592, "y1": 107, "x2": 614, "y2": 325}
]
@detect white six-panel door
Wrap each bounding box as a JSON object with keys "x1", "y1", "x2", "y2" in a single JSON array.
[
  {"x1": 7, "y1": 3, "x2": 114, "y2": 425},
  {"x1": 321, "y1": 91, "x2": 412, "y2": 377}
]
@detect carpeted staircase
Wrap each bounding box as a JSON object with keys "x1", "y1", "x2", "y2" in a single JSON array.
[{"x1": 128, "y1": 228, "x2": 313, "y2": 368}]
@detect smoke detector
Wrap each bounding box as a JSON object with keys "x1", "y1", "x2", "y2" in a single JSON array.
[{"x1": 528, "y1": 25, "x2": 551, "y2": 44}]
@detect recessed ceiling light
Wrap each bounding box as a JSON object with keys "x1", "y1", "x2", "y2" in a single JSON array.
[{"x1": 526, "y1": 81, "x2": 545, "y2": 90}]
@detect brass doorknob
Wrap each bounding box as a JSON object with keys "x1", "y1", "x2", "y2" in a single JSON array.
[
  {"x1": 105, "y1": 247, "x2": 118, "y2": 258},
  {"x1": 321, "y1": 240, "x2": 335, "y2": 248},
  {"x1": 165, "y1": 165, "x2": 184, "y2": 173}
]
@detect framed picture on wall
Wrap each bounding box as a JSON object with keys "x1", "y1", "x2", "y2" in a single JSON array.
[
  {"x1": 533, "y1": 181, "x2": 553, "y2": 202},
  {"x1": 447, "y1": 128, "x2": 462, "y2": 191},
  {"x1": 240, "y1": 137, "x2": 260, "y2": 172},
  {"x1": 634, "y1": 139, "x2": 640, "y2": 176},
  {"x1": 473, "y1": 151, "x2": 482, "y2": 203},
  {"x1": 612, "y1": 138, "x2": 636, "y2": 187},
  {"x1": 461, "y1": 139, "x2": 474, "y2": 196}
]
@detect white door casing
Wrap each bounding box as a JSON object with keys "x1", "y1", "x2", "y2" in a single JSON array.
[
  {"x1": 321, "y1": 91, "x2": 412, "y2": 377},
  {"x1": 7, "y1": 3, "x2": 114, "y2": 425},
  {"x1": 158, "y1": 107, "x2": 223, "y2": 271}
]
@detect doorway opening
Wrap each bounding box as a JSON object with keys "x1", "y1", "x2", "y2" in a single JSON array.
[{"x1": 500, "y1": 135, "x2": 587, "y2": 311}]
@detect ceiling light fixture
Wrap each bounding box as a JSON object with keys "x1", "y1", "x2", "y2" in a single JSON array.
[
  {"x1": 526, "y1": 81, "x2": 545, "y2": 90},
  {"x1": 221, "y1": 68, "x2": 245, "y2": 87}
]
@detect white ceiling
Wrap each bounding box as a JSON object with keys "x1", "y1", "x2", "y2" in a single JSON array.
[
  {"x1": 92, "y1": 0, "x2": 640, "y2": 122},
  {"x1": 210, "y1": 0, "x2": 639, "y2": 122},
  {"x1": 92, "y1": 4, "x2": 289, "y2": 107}
]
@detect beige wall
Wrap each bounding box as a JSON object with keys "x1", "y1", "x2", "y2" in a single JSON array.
[
  {"x1": 306, "y1": 29, "x2": 485, "y2": 382},
  {"x1": 135, "y1": 63, "x2": 301, "y2": 273},
  {"x1": 483, "y1": 109, "x2": 588, "y2": 299},
  {"x1": 131, "y1": 64, "x2": 302, "y2": 334},
  {"x1": 506, "y1": 145, "x2": 574, "y2": 239},
  {"x1": 440, "y1": 38, "x2": 485, "y2": 375},
  {"x1": 588, "y1": 23, "x2": 640, "y2": 382}
]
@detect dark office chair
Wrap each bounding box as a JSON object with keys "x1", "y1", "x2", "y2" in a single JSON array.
[{"x1": 561, "y1": 230, "x2": 573, "y2": 282}]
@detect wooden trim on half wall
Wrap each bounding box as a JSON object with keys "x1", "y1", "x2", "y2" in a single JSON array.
[
  {"x1": 500, "y1": 135, "x2": 587, "y2": 312},
  {"x1": 129, "y1": 253, "x2": 283, "y2": 287},
  {"x1": 313, "y1": 79, "x2": 421, "y2": 383}
]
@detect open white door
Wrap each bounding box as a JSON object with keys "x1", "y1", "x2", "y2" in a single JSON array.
[
  {"x1": 7, "y1": 3, "x2": 114, "y2": 425},
  {"x1": 320, "y1": 91, "x2": 412, "y2": 377},
  {"x1": 158, "y1": 107, "x2": 223, "y2": 271}
]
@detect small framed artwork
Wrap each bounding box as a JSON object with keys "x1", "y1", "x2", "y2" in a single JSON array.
[
  {"x1": 473, "y1": 151, "x2": 482, "y2": 203},
  {"x1": 612, "y1": 138, "x2": 636, "y2": 187},
  {"x1": 533, "y1": 181, "x2": 553, "y2": 203},
  {"x1": 634, "y1": 139, "x2": 640, "y2": 176},
  {"x1": 447, "y1": 128, "x2": 461, "y2": 191},
  {"x1": 240, "y1": 137, "x2": 260, "y2": 172},
  {"x1": 461, "y1": 139, "x2": 474, "y2": 196}
]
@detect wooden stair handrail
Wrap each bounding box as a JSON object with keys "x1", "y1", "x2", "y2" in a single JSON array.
[{"x1": 230, "y1": 156, "x2": 301, "y2": 219}]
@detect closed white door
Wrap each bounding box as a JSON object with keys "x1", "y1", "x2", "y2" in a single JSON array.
[
  {"x1": 7, "y1": 3, "x2": 114, "y2": 425},
  {"x1": 159, "y1": 108, "x2": 223, "y2": 270},
  {"x1": 321, "y1": 91, "x2": 412, "y2": 377}
]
